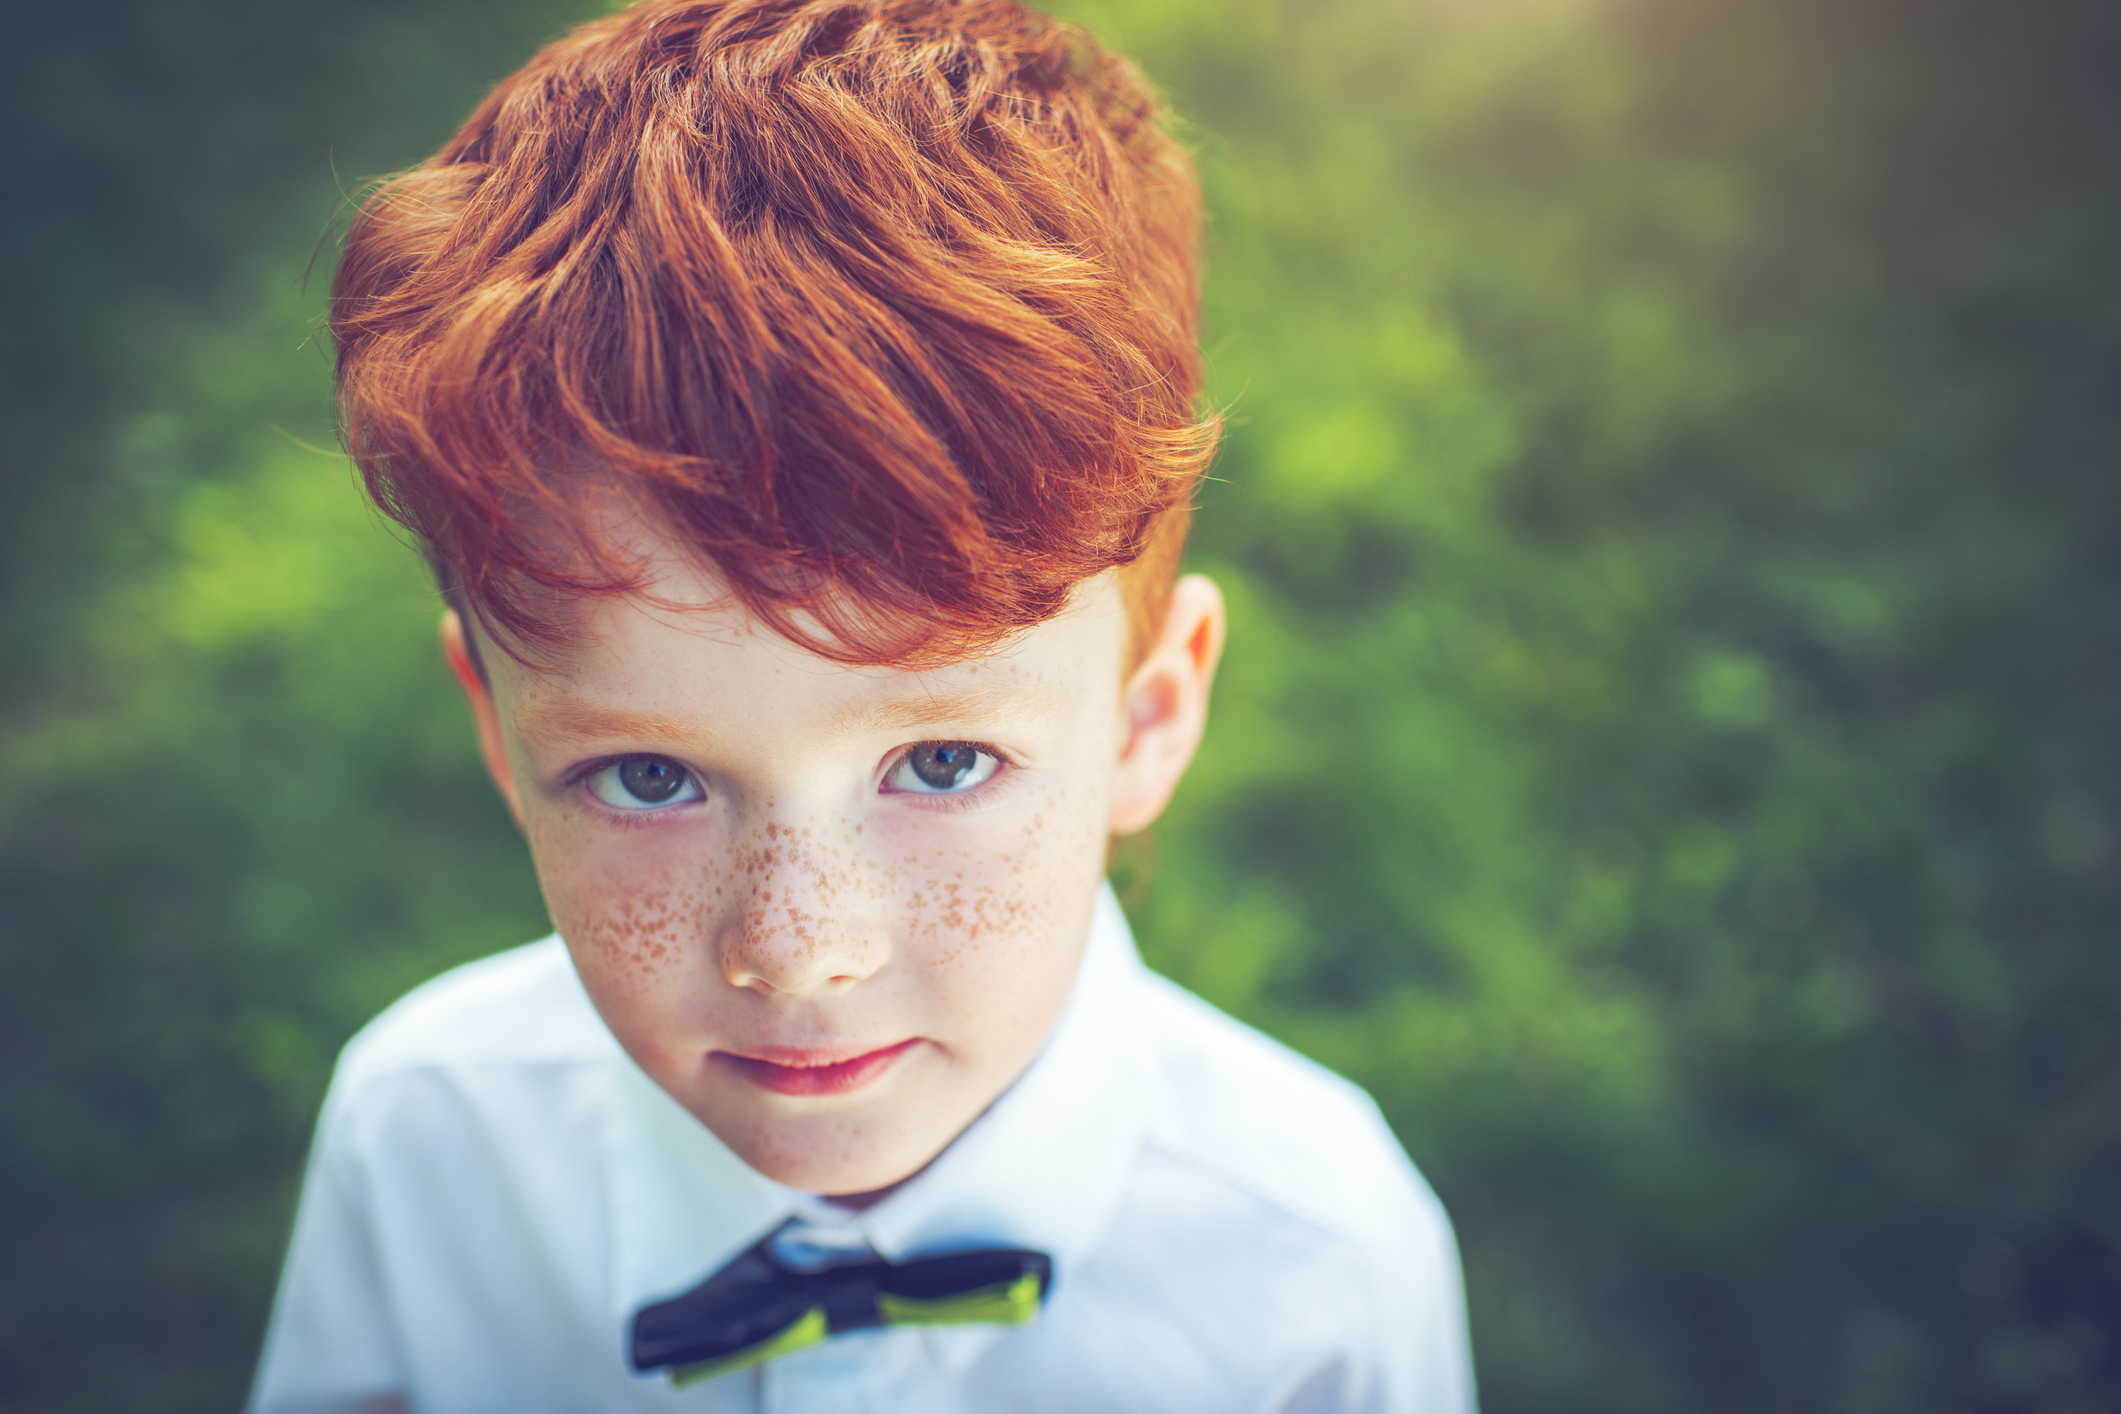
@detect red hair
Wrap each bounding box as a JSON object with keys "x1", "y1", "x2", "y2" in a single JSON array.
[{"x1": 330, "y1": 0, "x2": 1216, "y2": 667}]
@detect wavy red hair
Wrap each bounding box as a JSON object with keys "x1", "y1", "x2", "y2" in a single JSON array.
[{"x1": 330, "y1": 0, "x2": 1216, "y2": 667}]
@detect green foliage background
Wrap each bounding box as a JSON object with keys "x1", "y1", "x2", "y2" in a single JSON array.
[{"x1": 4, "y1": 0, "x2": 2119, "y2": 1409}]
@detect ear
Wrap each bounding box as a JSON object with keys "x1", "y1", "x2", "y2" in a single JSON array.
[
  {"x1": 1109, "y1": 574, "x2": 1226, "y2": 836},
  {"x1": 442, "y1": 610, "x2": 524, "y2": 828}
]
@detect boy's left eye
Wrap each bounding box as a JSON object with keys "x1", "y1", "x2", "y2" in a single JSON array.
[
  {"x1": 585, "y1": 756, "x2": 703, "y2": 811},
  {"x1": 885, "y1": 742, "x2": 1001, "y2": 795}
]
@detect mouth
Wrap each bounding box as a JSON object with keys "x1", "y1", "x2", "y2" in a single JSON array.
[{"x1": 714, "y1": 1038, "x2": 924, "y2": 1097}]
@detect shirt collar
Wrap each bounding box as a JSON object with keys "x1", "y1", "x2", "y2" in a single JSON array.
[{"x1": 600, "y1": 883, "x2": 1149, "y2": 1328}]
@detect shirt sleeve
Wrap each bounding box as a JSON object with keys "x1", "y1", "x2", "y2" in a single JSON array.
[
  {"x1": 1360, "y1": 1183, "x2": 1477, "y2": 1414},
  {"x1": 249, "y1": 1075, "x2": 410, "y2": 1414}
]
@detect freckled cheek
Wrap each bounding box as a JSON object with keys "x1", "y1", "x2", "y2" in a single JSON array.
[
  {"x1": 520, "y1": 812, "x2": 730, "y2": 998},
  {"x1": 894, "y1": 779, "x2": 1110, "y2": 1027}
]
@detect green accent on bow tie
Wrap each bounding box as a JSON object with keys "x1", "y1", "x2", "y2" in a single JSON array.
[
  {"x1": 874, "y1": 1271, "x2": 1043, "y2": 1327},
  {"x1": 669, "y1": 1306, "x2": 828, "y2": 1388},
  {"x1": 660, "y1": 1271, "x2": 1045, "y2": 1387}
]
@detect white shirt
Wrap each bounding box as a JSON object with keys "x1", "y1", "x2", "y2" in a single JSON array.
[{"x1": 252, "y1": 887, "x2": 1476, "y2": 1414}]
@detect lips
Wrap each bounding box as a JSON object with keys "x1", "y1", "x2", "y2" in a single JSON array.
[{"x1": 716, "y1": 1038, "x2": 922, "y2": 1096}]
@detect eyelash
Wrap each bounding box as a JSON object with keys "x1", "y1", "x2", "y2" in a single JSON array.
[
  {"x1": 881, "y1": 742, "x2": 1012, "y2": 808},
  {"x1": 565, "y1": 755, "x2": 705, "y2": 822},
  {"x1": 564, "y1": 742, "x2": 1015, "y2": 819}
]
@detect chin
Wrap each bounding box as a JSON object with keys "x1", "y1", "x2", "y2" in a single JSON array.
[
  {"x1": 702, "y1": 1098, "x2": 947, "y2": 1197},
  {"x1": 745, "y1": 1138, "x2": 939, "y2": 1200}
]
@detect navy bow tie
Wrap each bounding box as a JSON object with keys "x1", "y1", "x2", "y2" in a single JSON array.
[{"x1": 630, "y1": 1226, "x2": 1053, "y2": 1386}]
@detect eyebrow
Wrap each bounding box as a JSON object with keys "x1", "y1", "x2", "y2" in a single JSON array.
[
  {"x1": 512, "y1": 702, "x2": 696, "y2": 748},
  {"x1": 828, "y1": 682, "x2": 1064, "y2": 739},
  {"x1": 511, "y1": 683, "x2": 1062, "y2": 750}
]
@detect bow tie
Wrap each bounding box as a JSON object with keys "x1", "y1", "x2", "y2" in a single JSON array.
[{"x1": 630, "y1": 1223, "x2": 1054, "y2": 1387}]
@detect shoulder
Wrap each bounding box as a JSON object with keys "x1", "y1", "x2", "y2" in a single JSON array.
[
  {"x1": 1093, "y1": 969, "x2": 1473, "y2": 1404},
  {"x1": 1131, "y1": 969, "x2": 1452, "y2": 1261},
  {"x1": 332, "y1": 936, "x2": 619, "y2": 1097}
]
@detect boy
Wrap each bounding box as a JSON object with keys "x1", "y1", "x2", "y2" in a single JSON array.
[{"x1": 253, "y1": 1, "x2": 1476, "y2": 1409}]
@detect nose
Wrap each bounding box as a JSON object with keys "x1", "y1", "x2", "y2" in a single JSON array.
[{"x1": 717, "y1": 819, "x2": 889, "y2": 998}]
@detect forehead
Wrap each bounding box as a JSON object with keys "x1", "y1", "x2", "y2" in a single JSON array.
[{"x1": 490, "y1": 553, "x2": 1128, "y2": 747}]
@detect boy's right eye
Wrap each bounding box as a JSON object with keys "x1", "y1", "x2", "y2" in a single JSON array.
[{"x1": 585, "y1": 756, "x2": 703, "y2": 812}]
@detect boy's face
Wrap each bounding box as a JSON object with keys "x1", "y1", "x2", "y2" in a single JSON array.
[{"x1": 447, "y1": 531, "x2": 1222, "y2": 1198}]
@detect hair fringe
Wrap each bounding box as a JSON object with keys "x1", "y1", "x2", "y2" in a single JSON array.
[{"x1": 332, "y1": 0, "x2": 1217, "y2": 668}]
